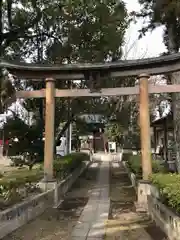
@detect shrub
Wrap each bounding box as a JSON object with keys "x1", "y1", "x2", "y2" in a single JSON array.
[
  {"x1": 10, "y1": 156, "x2": 24, "y2": 167},
  {"x1": 122, "y1": 152, "x2": 132, "y2": 162},
  {"x1": 151, "y1": 173, "x2": 180, "y2": 213},
  {"x1": 10, "y1": 153, "x2": 43, "y2": 170},
  {"x1": 0, "y1": 169, "x2": 43, "y2": 206},
  {"x1": 53, "y1": 152, "x2": 89, "y2": 179},
  {"x1": 126, "y1": 154, "x2": 166, "y2": 177}
]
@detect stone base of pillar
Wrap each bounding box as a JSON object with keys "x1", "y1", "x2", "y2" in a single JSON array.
[
  {"x1": 135, "y1": 180, "x2": 151, "y2": 213},
  {"x1": 37, "y1": 180, "x2": 57, "y2": 192}
]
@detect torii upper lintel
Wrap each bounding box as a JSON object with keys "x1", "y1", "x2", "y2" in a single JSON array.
[{"x1": 1, "y1": 52, "x2": 180, "y2": 79}]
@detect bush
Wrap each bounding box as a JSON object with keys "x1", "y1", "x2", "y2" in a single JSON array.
[
  {"x1": 10, "y1": 156, "x2": 24, "y2": 167},
  {"x1": 10, "y1": 152, "x2": 43, "y2": 170},
  {"x1": 53, "y1": 152, "x2": 89, "y2": 179},
  {"x1": 0, "y1": 169, "x2": 43, "y2": 207},
  {"x1": 126, "y1": 154, "x2": 166, "y2": 177},
  {"x1": 122, "y1": 152, "x2": 132, "y2": 162},
  {"x1": 151, "y1": 173, "x2": 180, "y2": 213}
]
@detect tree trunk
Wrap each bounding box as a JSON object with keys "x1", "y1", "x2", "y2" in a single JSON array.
[
  {"x1": 167, "y1": 24, "x2": 180, "y2": 172},
  {"x1": 0, "y1": 0, "x2": 3, "y2": 114},
  {"x1": 0, "y1": 1, "x2": 3, "y2": 144},
  {"x1": 55, "y1": 114, "x2": 75, "y2": 146},
  {"x1": 54, "y1": 115, "x2": 74, "y2": 155}
]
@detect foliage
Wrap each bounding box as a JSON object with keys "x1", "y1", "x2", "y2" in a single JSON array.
[
  {"x1": 126, "y1": 154, "x2": 166, "y2": 177},
  {"x1": 0, "y1": 0, "x2": 135, "y2": 153},
  {"x1": 50, "y1": 0, "x2": 129, "y2": 140},
  {"x1": 134, "y1": 0, "x2": 180, "y2": 52},
  {"x1": 151, "y1": 173, "x2": 180, "y2": 213},
  {"x1": 104, "y1": 93, "x2": 141, "y2": 149},
  {"x1": 10, "y1": 152, "x2": 43, "y2": 170},
  {"x1": 4, "y1": 116, "x2": 44, "y2": 163},
  {"x1": 135, "y1": 0, "x2": 180, "y2": 172},
  {"x1": 0, "y1": 0, "x2": 130, "y2": 144},
  {"x1": 0, "y1": 168, "x2": 43, "y2": 208},
  {"x1": 53, "y1": 152, "x2": 90, "y2": 179},
  {"x1": 45, "y1": 0, "x2": 128, "y2": 64},
  {"x1": 105, "y1": 122, "x2": 123, "y2": 142}
]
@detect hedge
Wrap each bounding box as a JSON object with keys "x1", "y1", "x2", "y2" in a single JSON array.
[
  {"x1": 53, "y1": 152, "x2": 89, "y2": 179},
  {"x1": 151, "y1": 173, "x2": 180, "y2": 213},
  {"x1": 0, "y1": 152, "x2": 89, "y2": 208},
  {"x1": 0, "y1": 169, "x2": 43, "y2": 208},
  {"x1": 126, "y1": 154, "x2": 166, "y2": 177}
]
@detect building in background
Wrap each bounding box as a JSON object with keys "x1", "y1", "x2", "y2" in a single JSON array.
[{"x1": 78, "y1": 114, "x2": 108, "y2": 153}]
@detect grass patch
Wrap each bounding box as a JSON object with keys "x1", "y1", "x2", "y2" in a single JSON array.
[{"x1": 126, "y1": 154, "x2": 166, "y2": 178}]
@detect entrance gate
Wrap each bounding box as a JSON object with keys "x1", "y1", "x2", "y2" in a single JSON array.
[{"x1": 1, "y1": 53, "x2": 180, "y2": 181}]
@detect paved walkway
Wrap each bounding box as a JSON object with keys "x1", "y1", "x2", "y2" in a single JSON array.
[
  {"x1": 2, "y1": 153, "x2": 168, "y2": 240},
  {"x1": 71, "y1": 160, "x2": 110, "y2": 239}
]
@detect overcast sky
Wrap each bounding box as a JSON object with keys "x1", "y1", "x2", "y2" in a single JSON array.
[{"x1": 123, "y1": 0, "x2": 166, "y2": 59}]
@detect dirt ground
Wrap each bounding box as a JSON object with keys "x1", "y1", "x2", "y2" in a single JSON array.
[
  {"x1": 2, "y1": 161, "x2": 100, "y2": 240},
  {"x1": 106, "y1": 161, "x2": 168, "y2": 240}
]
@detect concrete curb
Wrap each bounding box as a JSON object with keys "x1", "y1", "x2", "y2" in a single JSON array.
[{"x1": 0, "y1": 160, "x2": 91, "y2": 239}]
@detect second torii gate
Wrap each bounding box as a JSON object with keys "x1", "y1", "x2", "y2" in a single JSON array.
[{"x1": 2, "y1": 53, "x2": 180, "y2": 181}]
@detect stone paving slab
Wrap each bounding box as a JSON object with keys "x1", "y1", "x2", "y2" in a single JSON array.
[
  {"x1": 71, "y1": 237, "x2": 86, "y2": 240},
  {"x1": 71, "y1": 159, "x2": 110, "y2": 239},
  {"x1": 88, "y1": 221, "x2": 106, "y2": 238}
]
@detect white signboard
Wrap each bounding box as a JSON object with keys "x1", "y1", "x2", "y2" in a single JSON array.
[{"x1": 56, "y1": 137, "x2": 67, "y2": 156}]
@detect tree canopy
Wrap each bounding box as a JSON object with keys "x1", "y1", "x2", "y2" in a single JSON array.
[{"x1": 1, "y1": 0, "x2": 139, "y2": 152}]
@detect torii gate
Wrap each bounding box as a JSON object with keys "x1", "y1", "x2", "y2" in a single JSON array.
[{"x1": 1, "y1": 53, "x2": 180, "y2": 181}]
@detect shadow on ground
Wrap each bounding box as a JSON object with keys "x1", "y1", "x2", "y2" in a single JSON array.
[
  {"x1": 2, "y1": 161, "x2": 101, "y2": 240},
  {"x1": 106, "y1": 161, "x2": 168, "y2": 240}
]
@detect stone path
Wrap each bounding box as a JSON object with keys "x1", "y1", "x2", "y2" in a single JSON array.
[
  {"x1": 1, "y1": 153, "x2": 168, "y2": 240},
  {"x1": 71, "y1": 160, "x2": 110, "y2": 239}
]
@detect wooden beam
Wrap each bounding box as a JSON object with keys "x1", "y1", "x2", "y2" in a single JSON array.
[
  {"x1": 16, "y1": 89, "x2": 45, "y2": 98},
  {"x1": 7, "y1": 62, "x2": 180, "y2": 79},
  {"x1": 55, "y1": 87, "x2": 139, "y2": 97},
  {"x1": 2, "y1": 52, "x2": 180, "y2": 79},
  {"x1": 139, "y1": 74, "x2": 152, "y2": 180},
  {"x1": 15, "y1": 84, "x2": 180, "y2": 98},
  {"x1": 44, "y1": 78, "x2": 55, "y2": 182}
]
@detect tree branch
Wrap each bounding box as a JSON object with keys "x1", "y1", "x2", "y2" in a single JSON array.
[
  {"x1": 2, "y1": 7, "x2": 42, "y2": 44},
  {"x1": 55, "y1": 113, "x2": 75, "y2": 146},
  {"x1": 3, "y1": 32, "x2": 62, "y2": 50}
]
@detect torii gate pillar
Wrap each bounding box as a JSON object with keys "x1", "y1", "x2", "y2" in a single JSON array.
[
  {"x1": 44, "y1": 78, "x2": 55, "y2": 181},
  {"x1": 139, "y1": 74, "x2": 152, "y2": 180}
]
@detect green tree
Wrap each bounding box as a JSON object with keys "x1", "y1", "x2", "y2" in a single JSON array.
[
  {"x1": 43, "y1": 0, "x2": 129, "y2": 143},
  {"x1": 0, "y1": 0, "x2": 130, "y2": 154},
  {"x1": 134, "y1": 0, "x2": 180, "y2": 171}
]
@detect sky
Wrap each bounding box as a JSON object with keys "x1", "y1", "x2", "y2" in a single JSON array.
[
  {"x1": 123, "y1": 0, "x2": 166, "y2": 59},
  {"x1": 123, "y1": 0, "x2": 170, "y2": 119}
]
